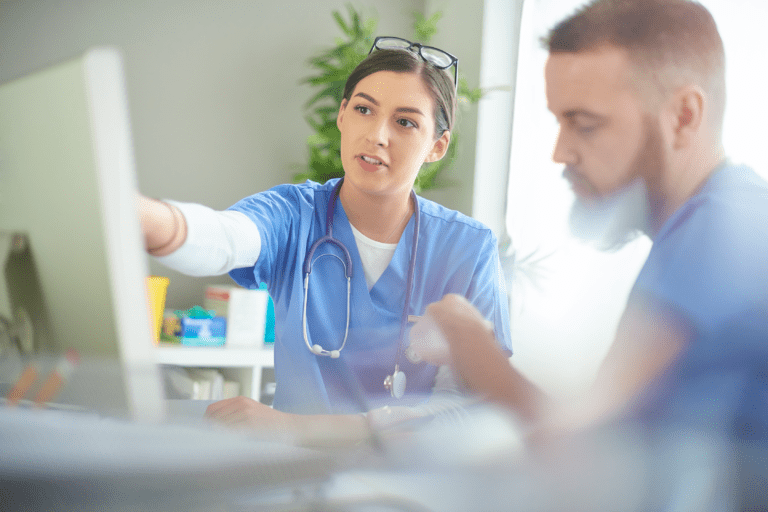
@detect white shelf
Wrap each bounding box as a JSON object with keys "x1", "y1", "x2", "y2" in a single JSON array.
[
  {"x1": 155, "y1": 343, "x2": 274, "y2": 367},
  {"x1": 155, "y1": 343, "x2": 274, "y2": 400}
]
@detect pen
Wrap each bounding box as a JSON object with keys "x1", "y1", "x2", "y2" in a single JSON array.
[
  {"x1": 6, "y1": 363, "x2": 38, "y2": 405},
  {"x1": 33, "y1": 349, "x2": 79, "y2": 405}
]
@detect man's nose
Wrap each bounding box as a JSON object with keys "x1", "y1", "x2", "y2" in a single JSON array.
[{"x1": 552, "y1": 128, "x2": 576, "y2": 165}]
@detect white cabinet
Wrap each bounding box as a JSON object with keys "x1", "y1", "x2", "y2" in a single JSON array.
[{"x1": 155, "y1": 344, "x2": 274, "y2": 401}]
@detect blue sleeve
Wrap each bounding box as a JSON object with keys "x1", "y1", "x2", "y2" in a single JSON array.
[{"x1": 226, "y1": 184, "x2": 311, "y2": 293}]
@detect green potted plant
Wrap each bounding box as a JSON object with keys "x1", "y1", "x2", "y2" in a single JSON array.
[{"x1": 293, "y1": 5, "x2": 482, "y2": 194}]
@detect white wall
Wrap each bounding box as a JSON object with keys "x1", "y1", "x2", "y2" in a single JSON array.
[
  {"x1": 420, "y1": 0, "x2": 486, "y2": 215},
  {"x1": 0, "y1": 0, "x2": 487, "y2": 309}
]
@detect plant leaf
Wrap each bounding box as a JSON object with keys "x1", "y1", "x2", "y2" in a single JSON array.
[{"x1": 413, "y1": 10, "x2": 442, "y2": 42}]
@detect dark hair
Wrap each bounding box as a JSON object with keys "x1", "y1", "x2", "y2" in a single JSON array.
[
  {"x1": 342, "y1": 49, "x2": 456, "y2": 138},
  {"x1": 544, "y1": 0, "x2": 725, "y2": 129}
]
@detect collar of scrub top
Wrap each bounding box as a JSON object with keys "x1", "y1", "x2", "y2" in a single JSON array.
[{"x1": 301, "y1": 177, "x2": 420, "y2": 399}]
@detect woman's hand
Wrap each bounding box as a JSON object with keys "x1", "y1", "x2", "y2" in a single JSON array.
[
  {"x1": 204, "y1": 396, "x2": 300, "y2": 442},
  {"x1": 204, "y1": 396, "x2": 372, "y2": 448}
]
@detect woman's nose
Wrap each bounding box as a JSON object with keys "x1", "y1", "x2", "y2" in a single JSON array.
[{"x1": 366, "y1": 119, "x2": 389, "y2": 147}]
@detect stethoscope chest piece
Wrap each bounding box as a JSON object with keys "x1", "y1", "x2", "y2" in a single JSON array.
[{"x1": 384, "y1": 366, "x2": 406, "y2": 399}]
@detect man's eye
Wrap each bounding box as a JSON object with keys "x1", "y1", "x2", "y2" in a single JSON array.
[
  {"x1": 577, "y1": 124, "x2": 597, "y2": 134},
  {"x1": 571, "y1": 116, "x2": 602, "y2": 134}
]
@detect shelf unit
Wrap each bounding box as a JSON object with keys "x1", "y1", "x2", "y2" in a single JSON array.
[{"x1": 155, "y1": 343, "x2": 274, "y2": 400}]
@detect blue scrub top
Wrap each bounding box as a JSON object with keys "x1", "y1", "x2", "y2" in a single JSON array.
[
  {"x1": 228, "y1": 179, "x2": 512, "y2": 414},
  {"x1": 632, "y1": 163, "x2": 768, "y2": 338},
  {"x1": 628, "y1": 163, "x2": 768, "y2": 439}
]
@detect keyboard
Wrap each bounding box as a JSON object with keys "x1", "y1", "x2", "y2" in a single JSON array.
[{"x1": 0, "y1": 405, "x2": 341, "y2": 510}]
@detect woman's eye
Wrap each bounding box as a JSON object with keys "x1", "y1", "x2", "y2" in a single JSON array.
[
  {"x1": 354, "y1": 105, "x2": 371, "y2": 115},
  {"x1": 397, "y1": 118, "x2": 416, "y2": 129}
]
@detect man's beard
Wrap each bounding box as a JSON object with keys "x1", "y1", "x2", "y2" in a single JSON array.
[
  {"x1": 568, "y1": 177, "x2": 650, "y2": 251},
  {"x1": 567, "y1": 121, "x2": 662, "y2": 251}
]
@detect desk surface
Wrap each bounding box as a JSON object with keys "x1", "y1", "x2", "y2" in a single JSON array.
[
  {"x1": 0, "y1": 405, "x2": 340, "y2": 512},
  {"x1": 0, "y1": 402, "x2": 751, "y2": 512}
]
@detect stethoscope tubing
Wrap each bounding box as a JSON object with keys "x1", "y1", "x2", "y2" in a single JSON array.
[
  {"x1": 301, "y1": 178, "x2": 420, "y2": 375},
  {"x1": 394, "y1": 190, "x2": 420, "y2": 372},
  {"x1": 302, "y1": 267, "x2": 351, "y2": 358}
]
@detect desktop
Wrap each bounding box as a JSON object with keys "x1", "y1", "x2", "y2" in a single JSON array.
[
  {"x1": 0, "y1": 48, "x2": 342, "y2": 510},
  {"x1": 0, "y1": 47, "x2": 165, "y2": 422}
]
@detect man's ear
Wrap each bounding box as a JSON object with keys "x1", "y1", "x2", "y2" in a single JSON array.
[
  {"x1": 425, "y1": 131, "x2": 451, "y2": 163},
  {"x1": 666, "y1": 85, "x2": 705, "y2": 149},
  {"x1": 336, "y1": 98, "x2": 348, "y2": 131}
]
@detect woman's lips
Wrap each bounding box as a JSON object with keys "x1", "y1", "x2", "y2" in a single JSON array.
[{"x1": 357, "y1": 154, "x2": 387, "y2": 172}]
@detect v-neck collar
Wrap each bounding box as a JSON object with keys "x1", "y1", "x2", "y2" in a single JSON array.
[{"x1": 332, "y1": 194, "x2": 417, "y2": 313}]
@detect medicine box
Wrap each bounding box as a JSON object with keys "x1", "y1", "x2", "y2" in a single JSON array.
[
  {"x1": 179, "y1": 316, "x2": 226, "y2": 347},
  {"x1": 204, "y1": 285, "x2": 270, "y2": 347}
]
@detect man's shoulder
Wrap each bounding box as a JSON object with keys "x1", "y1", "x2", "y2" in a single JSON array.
[
  {"x1": 658, "y1": 163, "x2": 768, "y2": 246},
  {"x1": 635, "y1": 163, "x2": 768, "y2": 332},
  {"x1": 702, "y1": 163, "x2": 768, "y2": 209}
]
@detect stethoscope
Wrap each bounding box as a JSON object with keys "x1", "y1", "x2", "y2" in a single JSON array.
[{"x1": 301, "y1": 178, "x2": 420, "y2": 399}]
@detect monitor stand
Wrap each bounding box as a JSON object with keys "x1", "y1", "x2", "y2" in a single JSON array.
[{"x1": 0, "y1": 232, "x2": 34, "y2": 357}]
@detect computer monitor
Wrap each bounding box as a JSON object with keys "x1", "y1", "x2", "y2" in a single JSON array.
[
  {"x1": 0, "y1": 49, "x2": 354, "y2": 512},
  {"x1": 0, "y1": 47, "x2": 166, "y2": 422}
]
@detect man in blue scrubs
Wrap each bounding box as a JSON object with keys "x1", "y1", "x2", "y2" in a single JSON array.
[
  {"x1": 424, "y1": 0, "x2": 768, "y2": 461},
  {"x1": 418, "y1": 1, "x2": 767, "y2": 507}
]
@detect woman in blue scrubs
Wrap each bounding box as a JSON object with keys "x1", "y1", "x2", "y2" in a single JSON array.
[{"x1": 141, "y1": 38, "x2": 512, "y2": 445}]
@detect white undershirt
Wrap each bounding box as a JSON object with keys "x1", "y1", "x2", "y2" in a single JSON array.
[{"x1": 348, "y1": 223, "x2": 398, "y2": 290}]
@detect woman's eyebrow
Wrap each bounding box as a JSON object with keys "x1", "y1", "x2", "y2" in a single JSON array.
[
  {"x1": 353, "y1": 92, "x2": 425, "y2": 117},
  {"x1": 353, "y1": 92, "x2": 379, "y2": 105},
  {"x1": 396, "y1": 106, "x2": 425, "y2": 116}
]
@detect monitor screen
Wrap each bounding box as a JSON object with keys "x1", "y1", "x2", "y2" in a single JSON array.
[{"x1": 0, "y1": 47, "x2": 165, "y2": 422}]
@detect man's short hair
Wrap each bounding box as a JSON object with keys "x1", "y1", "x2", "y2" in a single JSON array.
[{"x1": 544, "y1": 0, "x2": 725, "y2": 131}]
